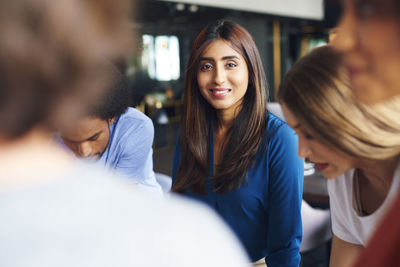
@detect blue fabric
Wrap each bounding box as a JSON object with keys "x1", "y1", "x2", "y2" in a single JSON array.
[
  {"x1": 172, "y1": 113, "x2": 303, "y2": 266},
  {"x1": 98, "y1": 107, "x2": 162, "y2": 194}
]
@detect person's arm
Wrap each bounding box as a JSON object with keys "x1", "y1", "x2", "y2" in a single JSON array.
[
  {"x1": 266, "y1": 123, "x2": 303, "y2": 267},
  {"x1": 113, "y1": 116, "x2": 161, "y2": 193},
  {"x1": 330, "y1": 234, "x2": 363, "y2": 267}
]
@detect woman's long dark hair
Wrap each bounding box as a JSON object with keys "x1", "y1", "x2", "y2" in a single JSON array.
[{"x1": 172, "y1": 20, "x2": 268, "y2": 194}]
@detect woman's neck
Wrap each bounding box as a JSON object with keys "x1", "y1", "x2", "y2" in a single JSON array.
[
  {"x1": 354, "y1": 156, "x2": 399, "y2": 212},
  {"x1": 213, "y1": 109, "x2": 237, "y2": 165},
  {"x1": 215, "y1": 104, "x2": 242, "y2": 133},
  {"x1": 357, "y1": 156, "x2": 399, "y2": 190},
  {"x1": 0, "y1": 128, "x2": 74, "y2": 188}
]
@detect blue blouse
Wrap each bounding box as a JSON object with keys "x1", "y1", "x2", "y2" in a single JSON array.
[{"x1": 172, "y1": 113, "x2": 303, "y2": 266}]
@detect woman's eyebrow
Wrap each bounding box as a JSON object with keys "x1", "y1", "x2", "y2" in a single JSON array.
[
  {"x1": 199, "y1": 55, "x2": 239, "y2": 61},
  {"x1": 287, "y1": 122, "x2": 301, "y2": 130},
  {"x1": 292, "y1": 123, "x2": 301, "y2": 130},
  {"x1": 199, "y1": 57, "x2": 214, "y2": 62}
]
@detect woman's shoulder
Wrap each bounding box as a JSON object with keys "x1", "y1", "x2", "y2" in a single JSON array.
[
  {"x1": 266, "y1": 112, "x2": 292, "y2": 140},
  {"x1": 267, "y1": 112, "x2": 286, "y2": 128}
]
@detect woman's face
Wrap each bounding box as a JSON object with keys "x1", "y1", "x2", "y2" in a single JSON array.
[
  {"x1": 333, "y1": 0, "x2": 400, "y2": 103},
  {"x1": 197, "y1": 39, "x2": 249, "y2": 116},
  {"x1": 282, "y1": 104, "x2": 355, "y2": 179}
]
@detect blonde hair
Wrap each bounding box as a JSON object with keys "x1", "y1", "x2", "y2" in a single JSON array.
[{"x1": 278, "y1": 45, "x2": 400, "y2": 160}]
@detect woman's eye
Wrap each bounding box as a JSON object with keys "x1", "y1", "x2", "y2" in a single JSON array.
[
  {"x1": 305, "y1": 133, "x2": 314, "y2": 140},
  {"x1": 355, "y1": 0, "x2": 378, "y2": 17},
  {"x1": 226, "y1": 62, "x2": 238, "y2": 68},
  {"x1": 200, "y1": 63, "x2": 213, "y2": 71}
]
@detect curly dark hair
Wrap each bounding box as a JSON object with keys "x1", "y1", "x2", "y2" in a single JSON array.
[
  {"x1": 0, "y1": 0, "x2": 133, "y2": 138},
  {"x1": 90, "y1": 67, "x2": 132, "y2": 120}
]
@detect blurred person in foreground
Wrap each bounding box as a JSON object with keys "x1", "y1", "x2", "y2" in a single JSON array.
[
  {"x1": 58, "y1": 69, "x2": 162, "y2": 195},
  {"x1": 0, "y1": 0, "x2": 249, "y2": 266},
  {"x1": 332, "y1": 0, "x2": 400, "y2": 266},
  {"x1": 278, "y1": 45, "x2": 400, "y2": 267}
]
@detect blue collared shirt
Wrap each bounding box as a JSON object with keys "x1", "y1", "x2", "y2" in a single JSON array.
[
  {"x1": 172, "y1": 113, "x2": 303, "y2": 266},
  {"x1": 98, "y1": 107, "x2": 162, "y2": 194}
]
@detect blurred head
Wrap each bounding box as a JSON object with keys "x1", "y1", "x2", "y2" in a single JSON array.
[
  {"x1": 59, "y1": 70, "x2": 130, "y2": 160},
  {"x1": 0, "y1": 0, "x2": 133, "y2": 140},
  {"x1": 333, "y1": 0, "x2": 400, "y2": 103},
  {"x1": 278, "y1": 45, "x2": 400, "y2": 178}
]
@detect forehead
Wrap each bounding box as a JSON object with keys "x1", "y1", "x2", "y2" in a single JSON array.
[
  {"x1": 343, "y1": 0, "x2": 398, "y2": 10},
  {"x1": 60, "y1": 116, "x2": 107, "y2": 138},
  {"x1": 280, "y1": 104, "x2": 299, "y2": 127},
  {"x1": 201, "y1": 39, "x2": 243, "y2": 59}
]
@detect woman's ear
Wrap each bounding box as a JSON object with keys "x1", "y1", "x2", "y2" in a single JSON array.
[{"x1": 108, "y1": 117, "x2": 116, "y2": 125}]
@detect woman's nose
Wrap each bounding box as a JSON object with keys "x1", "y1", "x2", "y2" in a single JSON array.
[
  {"x1": 332, "y1": 9, "x2": 358, "y2": 53},
  {"x1": 214, "y1": 66, "x2": 227, "y2": 85},
  {"x1": 297, "y1": 139, "x2": 312, "y2": 159}
]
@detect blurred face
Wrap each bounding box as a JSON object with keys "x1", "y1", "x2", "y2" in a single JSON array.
[
  {"x1": 333, "y1": 0, "x2": 400, "y2": 103},
  {"x1": 197, "y1": 39, "x2": 249, "y2": 117},
  {"x1": 59, "y1": 116, "x2": 114, "y2": 160},
  {"x1": 282, "y1": 104, "x2": 355, "y2": 179}
]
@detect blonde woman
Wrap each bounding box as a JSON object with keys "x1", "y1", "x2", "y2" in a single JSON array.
[{"x1": 278, "y1": 45, "x2": 400, "y2": 267}]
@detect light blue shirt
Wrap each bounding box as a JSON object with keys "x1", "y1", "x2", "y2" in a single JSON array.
[{"x1": 98, "y1": 107, "x2": 162, "y2": 194}]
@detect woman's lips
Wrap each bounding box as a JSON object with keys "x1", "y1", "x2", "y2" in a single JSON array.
[
  {"x1": 347, "y1": 66, "x2": 362, "y2": 81},
  {"x1": 209, "y1": 88, "x2": 232, "y2": 98},
  {"x1": 315, "y1": 163, "x2": 329, "y2": 172}
]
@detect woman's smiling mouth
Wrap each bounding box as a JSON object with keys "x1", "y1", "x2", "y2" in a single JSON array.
[{"x1": 209, "y1": 88, "x2": 232, "y2": 97}]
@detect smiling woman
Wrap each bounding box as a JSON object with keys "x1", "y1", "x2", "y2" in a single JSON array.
[
  {"x1": 197, "y1": 39, "x2": 249, "y2": 115},
  {"x1": 171, "y1": 19, "x2": 304, "y2": 266}
]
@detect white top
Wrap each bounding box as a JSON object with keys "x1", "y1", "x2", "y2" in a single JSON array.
[
  {"x1": 327, "y1": 161, "x2": 400, "y2": 245},
  {"x1": 0, "y1": 163, "x2": 249, "y2": 267},
  {"x1": 300, "y1": 200, "x2": 331, "y2": 252}
]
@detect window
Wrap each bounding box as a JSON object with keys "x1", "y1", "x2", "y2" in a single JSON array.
[{"x1": 142, "y1": 34, "x2": 180, "y2": 81}]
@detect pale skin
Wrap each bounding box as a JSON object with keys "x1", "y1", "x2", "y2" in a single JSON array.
[
  {"x1": 282, "y1": 104, "x2": 399, "y2": 267},
  {"x1": 197, "y1": 39, "x2": 249, "y2": 165},
  {"x1": 0, "y1": 128, "x2": 75, "y2": 188},
  {"x1": 330, "y1": 235, "x2": 363, "y2": 267},
  {"x1": 333, "y1": 0, "x2": 400, "y2": 103}
]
